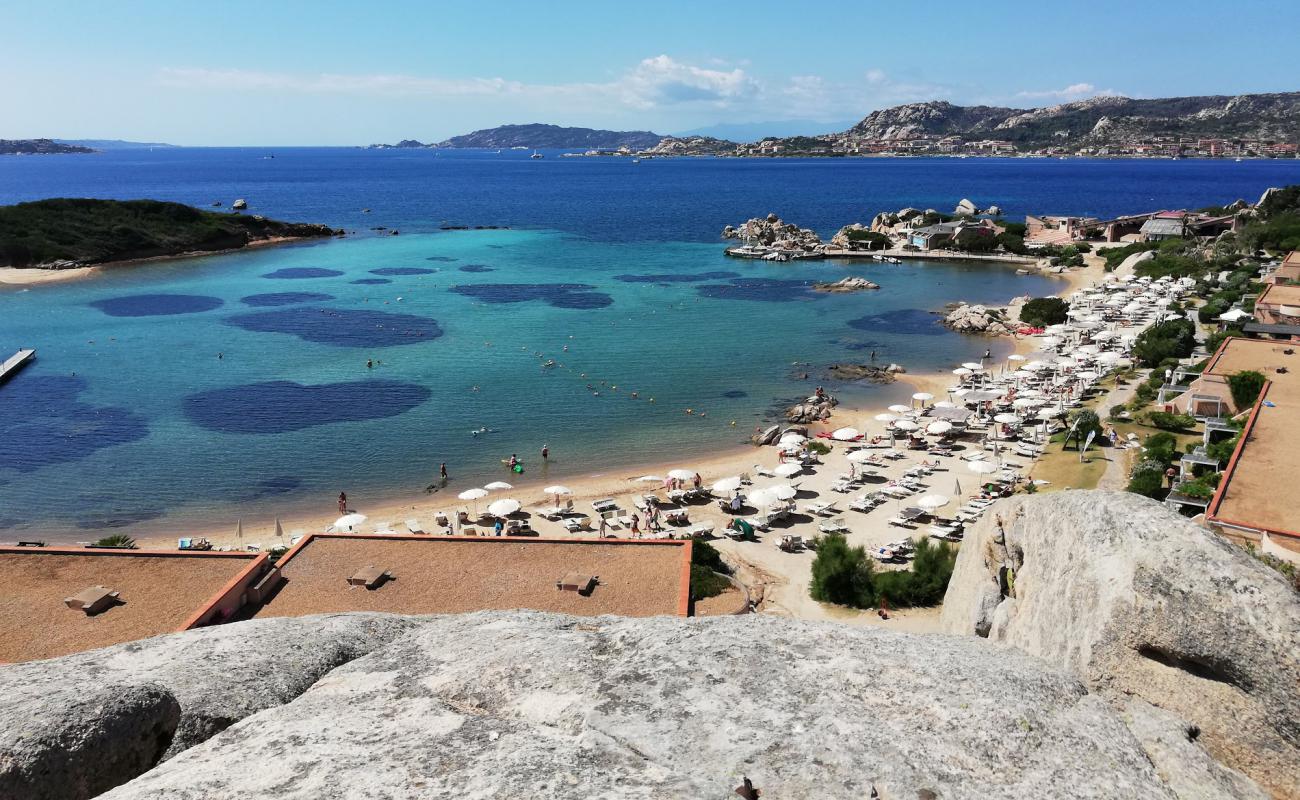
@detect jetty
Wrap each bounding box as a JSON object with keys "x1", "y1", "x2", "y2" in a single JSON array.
[{"x1": 0, "y1": 348, "x2": 35, "y2": 384}]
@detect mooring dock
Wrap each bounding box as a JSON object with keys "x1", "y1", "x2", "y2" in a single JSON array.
[{"x1": 0, "y1": 349, "x2": 36, "y2": 384}]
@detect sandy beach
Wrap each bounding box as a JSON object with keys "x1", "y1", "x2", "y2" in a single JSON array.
[{"x1": 0, "y1": 235, "x2": 327, "y2": 287}]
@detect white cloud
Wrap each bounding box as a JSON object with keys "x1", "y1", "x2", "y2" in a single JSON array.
[
  {"x1": 617, "y1": 55, "x2": 758, "y2": 109},
  {"x1": 1015, "y1": 82, "x2": 1121, "y2": 101}
]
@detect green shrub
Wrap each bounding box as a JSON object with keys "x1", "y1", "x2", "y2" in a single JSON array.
[
  {"x1": 1066, "y1": 409, "x2": 1104, "y2": 446},
  {"x1": 690, "y1": 564, "x2": 731, "y2": 600},
  {"x1": 1206, "y1": 433, "x2": 1241, "y2": 465},
  {"x1": 807, "y1": 440, "x2": 832, "y2": 455},
  {"x1": 1143, "y1": 432, "x2": 1179, "y2": 467},
  {"x1": 1147, "y1": 410, "x2": 1197, "y2": 431},
  {"x1": 1109, "y1": 404, "x2": 1129, "y2": 420},
  {"x1": 691, "y1": 537, "x2": 731, "y2": 575},
  {"x1": 1132, "y1": 319, "x2": 1197, "y2": 367},
  {"x1": 1019, "y1": 297, "x2": 1070, "y2": 327},
  {"x1": 809, "y1": 534, "x2": 875, "y2": 607},
  {"x1": 1227, "y1": 370, "x2": 1267, "y2": 410},
  {"x1": 1127, "y1": 461, "x2": 1167, "y2": 499}
]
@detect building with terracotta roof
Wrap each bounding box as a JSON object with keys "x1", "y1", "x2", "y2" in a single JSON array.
[
  {"x1": 0, "y1": 548, "x2": 270, "y2": 663},
  {"x1": 1168, "y1": 338, "x2": 1300, "y2": 561},
  {"x1": 251, "y1": 534, "x2": 693, "y2": 620}
]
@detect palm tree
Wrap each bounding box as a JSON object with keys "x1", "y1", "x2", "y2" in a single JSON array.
[{"x1": 94, "y1": 534, "x2": 137, "y2": 548}]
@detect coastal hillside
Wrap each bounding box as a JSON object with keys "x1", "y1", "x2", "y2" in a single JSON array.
[
  {"x1": 0, "y1": 199, "x2": 340, "y2": 269},
  {"x1": 848, "y1": 93, "x2": 1300, "y2": 145},
  {"x1": 436, "y1": 123, "x2": 663, "y2": 149},
  {"x1": 0, "y1": 138, "x2": 94, "y2": 155}
]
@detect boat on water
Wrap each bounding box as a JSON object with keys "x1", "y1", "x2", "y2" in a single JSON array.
[{"x1": 530, "y1": 150, "x2": 543, "y2": 159}]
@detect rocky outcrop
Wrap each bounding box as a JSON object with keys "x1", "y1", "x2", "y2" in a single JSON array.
[
  {"x1": 941, "y1": 491, "x2": 1299, "y2": 798},
  {"x1": 825, "y1": 363, "x2": 897, "y2": 383},
  {"x1": 941, "y1": 302, "x2": 1019, "y2": 336},
  {"x1": 0, "y1": 613, "x2": 419, "y2": 800},
  {"x1": 721, "y1": 213, "x2": 822, "y2": 251},
  {"x1": 955, "y1": 198, "x2": 979, "y2": 216},
  {"x1": 98, "y1": 612, "x2": 1206, "y2": 800},
  {"x1": 231, "y1": 198, "x2": 247, "y2": 210},
  {"x1": 785, "y1": 392, "x2": 837, "y2": 423},
  {"x1": 812, "y1": 276, "x2": 879, "y2": 292}
]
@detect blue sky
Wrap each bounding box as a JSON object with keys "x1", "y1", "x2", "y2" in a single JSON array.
[{"x1": 3, "y1": 0, "x2": 1298, "y2": 145}]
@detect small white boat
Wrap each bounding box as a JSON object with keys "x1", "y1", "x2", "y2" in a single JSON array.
[{"x1": 530, "y1": 150, "x2": 543, "y2": 159}]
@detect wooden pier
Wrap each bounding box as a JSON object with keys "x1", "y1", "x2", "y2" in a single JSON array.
[{"x1": 0, "y1": 349, "x2": 35, "y2": 384}]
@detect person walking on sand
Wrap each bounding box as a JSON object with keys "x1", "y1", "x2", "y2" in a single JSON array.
[
  {"x1": 630, "y1": 514, "x2": 640, "y2": 538},
  {"x1": 337, "y1": 492, "x2": 348, "y2": 515},
  {"x1": 599, "y1": 516, "x2": 608, "y2": 538}
]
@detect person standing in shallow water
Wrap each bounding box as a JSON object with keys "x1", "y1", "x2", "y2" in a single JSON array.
[
  {"x1": 541, "y1": 444, "x2": 549, "y2": 463},
  {"x1": 440, "y1": 463, "x2": 448, "y2": 483}
]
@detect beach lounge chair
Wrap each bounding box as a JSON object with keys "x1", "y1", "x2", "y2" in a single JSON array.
[
  {"x1": 562, "y1": 516, "x2": 591, "y2": 533},
  {"x1": 805, "y1": 501, "x2": 837, "y2": 516},
  {"x1": 849, "y1": 495, "x2": 874, "y2": 513},
  {"x1": 685, "y1": 523, "x2": 714, "y2": 538},
  {"x1": 456, "y1": 508, "x2": 471, "y2": 525},
  {"x1": 887, "y1": 515, "x2": 915, "y2": 528},
  {"x1": 754, "y1": 465, "x2": 776, "y2": 478},
  {"x1": 743, "y1": 512, "x2": 773, "y2": 531},
  {"x1": 434, "y1": 511, "x2": 450, "y2": 528},
  {"x1": 829, "y1": 479, "x2": 853, "y2": 494},
  {"x1": 405, "y1": 519, "x2": 426, "y2": 535},
  {"x1": 819, "y1": 517, "x2": 849, "y2": 534},
  {"x1": 592, "y1": 498, "x2": 617, "y2": 513}
]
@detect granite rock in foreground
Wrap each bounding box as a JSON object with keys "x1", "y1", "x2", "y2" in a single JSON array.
[
  {"x1": 941, "y1": 490, "x2": 1298, "y2": 798},
  {"x1": 102, "y1": 612, "x2": 1197, "y2": 800},
  {"x1": 0, "y1": 613, "x2": 418, "y2": 800}
]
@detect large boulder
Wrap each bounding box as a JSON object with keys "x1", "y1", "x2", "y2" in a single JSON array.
[
  {"x1": 955, "y1": 198, "x2": 979, "y2": 216},
  {"x1": 941, "y1": 303, "x2": 1019, "y2": 336},
  {"x1": 0, "y1": 613, "x2": 419, "y2": 800},
  {"x1": 941, "y1": 491, "x2": 1299, "y2": 797},
  {"x1": 104, "y1": 612, "x2": 1195, "y2": 799}
]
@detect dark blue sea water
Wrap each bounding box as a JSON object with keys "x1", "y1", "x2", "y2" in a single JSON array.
[{"x1": 3, "y1": 149, "x2": 1299, "y2": 539}]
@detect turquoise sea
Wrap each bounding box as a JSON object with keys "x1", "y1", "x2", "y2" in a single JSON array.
[{"x1": 3, "y1": 149, "x2": 1299, "y2": 538}]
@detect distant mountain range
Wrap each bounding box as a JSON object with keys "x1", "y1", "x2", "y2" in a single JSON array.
[
  {"x1": 435, "y1": 123, "x2": 664, "y2": 150},
  {"x1": 1, "y1": 139, "x2": 95, "y2": 155}
]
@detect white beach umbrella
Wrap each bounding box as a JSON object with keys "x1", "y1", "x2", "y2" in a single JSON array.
[
  {"x1": 711, "y1": 476, "x2": 743, "y2": 494},
  {"x1": 765, "y1": 483, "x2": 798, "y2": 501},
  {"x1": 926, "y1": 420, "x2": 953, "y2": 435},
  {"x1": 543, "y1": 485, "x2": 573, "y2": 496},
  {"x1": 1017, "y1": 388, "x2": 1043, "y2": 397},
  {"x1": 1012, "y1": 398, "x2": 1041, "y2": 409},
  {"x1": 778, "y1": 433, "x2": 807, "y2": 447},
  {"x1": 916, "y1": 493, "x2": 950, "y2": 511},
  {"x1": 332, "y1": 513, "x2": 368, "y2": 531},
  {"x1": 487, "y1": 498, "x2": 521, "y2": 517},
  {"x1": 1007, "y1": 353, "x2": 1027, "y2": 362},
  {"x1": 933, "y1": 400, "x2": 958, "y2": 409},
  {"x1": 952, "y1": 367, "x2": 972, "y2": 376},
  {"x1": 912, "y1": 392, "x2": 934, "y2": 402},
  {"x1": 1024, "y1": 360, "x2": 1049, "y2": 372},
  {"x1": 967, "y1": 460, "x2": 999, "y2": 475},
  {"x1": 960, "y1": 362, "x2": 983, "y2": 370},
  {"x1": 748, "y1": 488, "x2": 776, "y2": 508},
  {"x1": 667, "y1": 468, "x2": 696, "y2": 481},
  {"x1": 893, "y1": 419, "x2": 918, "y2": 431},
  {"x1": 458, "y1": 488, "x2": 489, "y2": 501},
  {"x1": 774, "y1": 463, "x2": 804, "y2": 478},
  {"x1": 635, "y1": 475, "x2": 663, "y2": 482},
  {"x1": 1076, "y1": 371, "x2": 1100, "y2": 383},
  {"x1": 847, "y1": 450, "x2": 877, "y2": 463},
  {"x1": 831, "y1": 427, "x2": 861, "y2": 441},
  {"x1": 483, "y1": 481, "x2": 513, "y2": 491},
  {"x1": 993, "y1": 413, "x2": 1020, "y2": 424},
  {"x1": 874, "y1": 413, "x2": 899, "y2": 423}
]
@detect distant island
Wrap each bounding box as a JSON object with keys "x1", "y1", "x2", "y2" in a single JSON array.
[
  {"x1": 0, "y1": 199, "x2": 341, "y2": 269},
  {"x1": 370, "y1": 123, "x2": 664, "y2": 151},
  {"x1": 1, "y1": 139, "x2": 95, "y2": 155},
  {"x1": 54, "y1": 139, "x2": 177, "y2": 150}
]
